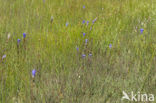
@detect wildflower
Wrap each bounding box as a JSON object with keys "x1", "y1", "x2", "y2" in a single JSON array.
[
  {"x1": 92, "y1": 17, "x2": 97, "y2": 24},
  {"x1": 83, "y1": 33, "x2": 86, "y2": 36},
  {"x1": 82, "y1": 20, "x2": 85, "y2": 24},
  {"x1": 83, "y1": 5, "x2": 85, "y2": 9},
  {"x1": 76, "y1": 47, "x2": 79, "y2": 51},
  {"x1": 109, "y1": 44, "x2": 112, "y2": 48},
  {"x1": 23, "y1": 33, "x2": 26, "y2": 38},
  {"x1": 66, "y1": 22, "x2": 69, "y2": 27},
  {"x1": 87, "y1": 21, "x2": 89, "y2": 25},
  {"x1": 89, "y1": 53, "x2": 92, "y2": 57},
  {"x1": 140, "y1": 28, "x2": 144, "y2": 34},
  {"x1": 85, "y1": 39, "x2": 88, "y2": 43},
  {"x1": 82, "y1": 54, "x2": 86, "y2": 58},
  {"x1": 32, "y1": 69, "x2": 36, "y2": 78},
  {"x1": 17, "y1": 39, "x2": 21, "y2": 44},
  {"x1": 2, "y1": 55, "x2": 6, "y2": 60}
]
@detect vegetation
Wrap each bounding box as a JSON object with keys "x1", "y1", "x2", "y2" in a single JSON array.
[{"x1": 0, "y1": 0, "x2": 156, "y2": 102}]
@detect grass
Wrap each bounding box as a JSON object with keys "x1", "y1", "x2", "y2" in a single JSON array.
[{"x1": 0, "y1": 0, "x2": 156, "y2": 103}]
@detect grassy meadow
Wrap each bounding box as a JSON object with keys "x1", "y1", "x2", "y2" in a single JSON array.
[{"x1": 0, "y1": 0, "x2": 156, "y2": 103}]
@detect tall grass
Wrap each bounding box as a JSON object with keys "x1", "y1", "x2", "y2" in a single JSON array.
[{"x1": 0, "y1": 0, "x2": 156, "y2": 103}]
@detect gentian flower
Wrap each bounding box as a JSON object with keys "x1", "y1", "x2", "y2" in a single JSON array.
[
  {"x1": 82, "y1": 54, "x2": 86, "y2": 58},
  {"x1": 140, "y1": 28, "x2": 144, "y2": 34},
  {"x1": 89, "y1": 53, "x2": 92, "y2": 57},
  {"x1": 66, "y1": 22, "x2": 69, "y2": 27},
  {"x1": 76, "y1": 47, "x2": 79, "y2": 51},
  {"x1": 32, "y1": 69, "x2": 36, "y2": 78},
  {"x1": 83, "y1": 33, "x2": 86, "y2": 36},
  {"x1": 82, "y1": 20, "x2": 85, "y2": 24},
  {"x1": 92, "y1": 17, "x2": 97, "y2": 24},
  {"x1": 83, "y1": 5, "x2": 85, "y2": 9},
  {"x1": 17, "y1": 39, "x2": 21, "y2": 44},
  {"x1": 2, "y1": 55, "x2": 6, "y2": 60},
  {"x1": 23, "y1": 33, "x2": 26, "y2": 38},
  {"x1": 85, "y1": 39, "x2": 88, "y2": 43},
  {"x1": 109, "y1": 44, "x2": 112, "y2": 48},
  {"x1": 87, "y1": 21, "x2": 89, "y2": 25}
]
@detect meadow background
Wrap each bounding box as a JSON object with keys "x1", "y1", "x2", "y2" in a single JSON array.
[{"x1": 0, "y1": 0, "x2": 156, "y2": 103}]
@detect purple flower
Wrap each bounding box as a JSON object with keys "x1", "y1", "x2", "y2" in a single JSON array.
[
  {"x1": 17, "y1": 39, "x2": 21, "y2": 44},
  {"x1": 89, "y1": 53, "x2": 92, "y2": 57},
  {"x1": 83, "y1": 33, "x2": 86, "y2": 36},
  {"x1": 76, "y1": 47, "x2": 79, "y2": 51},
  {"x1": 140, "y1": 28, "x2": 144, "y2": 34},
  {"x1": 82, "y1": 20, "x2": 85, "y2": 24},
  {"x1": 85, "y1": 39, "x2": 88, "y2": 43},
  {"x1": 66, "y1": 22, "x2": 69, "y2": 27},
  {"x1": 87, "y1": 21, "x2": 89, "y2": 25},
  {"x1": 92, "y1": 17, "x2": 97, "y2": 24},
  {"x1": 2, "y1": 55, "x2": 6, "y2": 60},
  {"x1": 82, "y1": 54, "x2": 86, "y2": 58},
  {"x1": 83, "y1": 5, "x2": 85, "y2": 9},
  {"x1": 109, "y1": 44, "x2": 112, "y2": 48},
  {"x1": 23, "y1": 33, "x2": 26, "y2": 38},
  {"x1": 32, "y1": 69, "x2": 36, "y2": 78}
]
